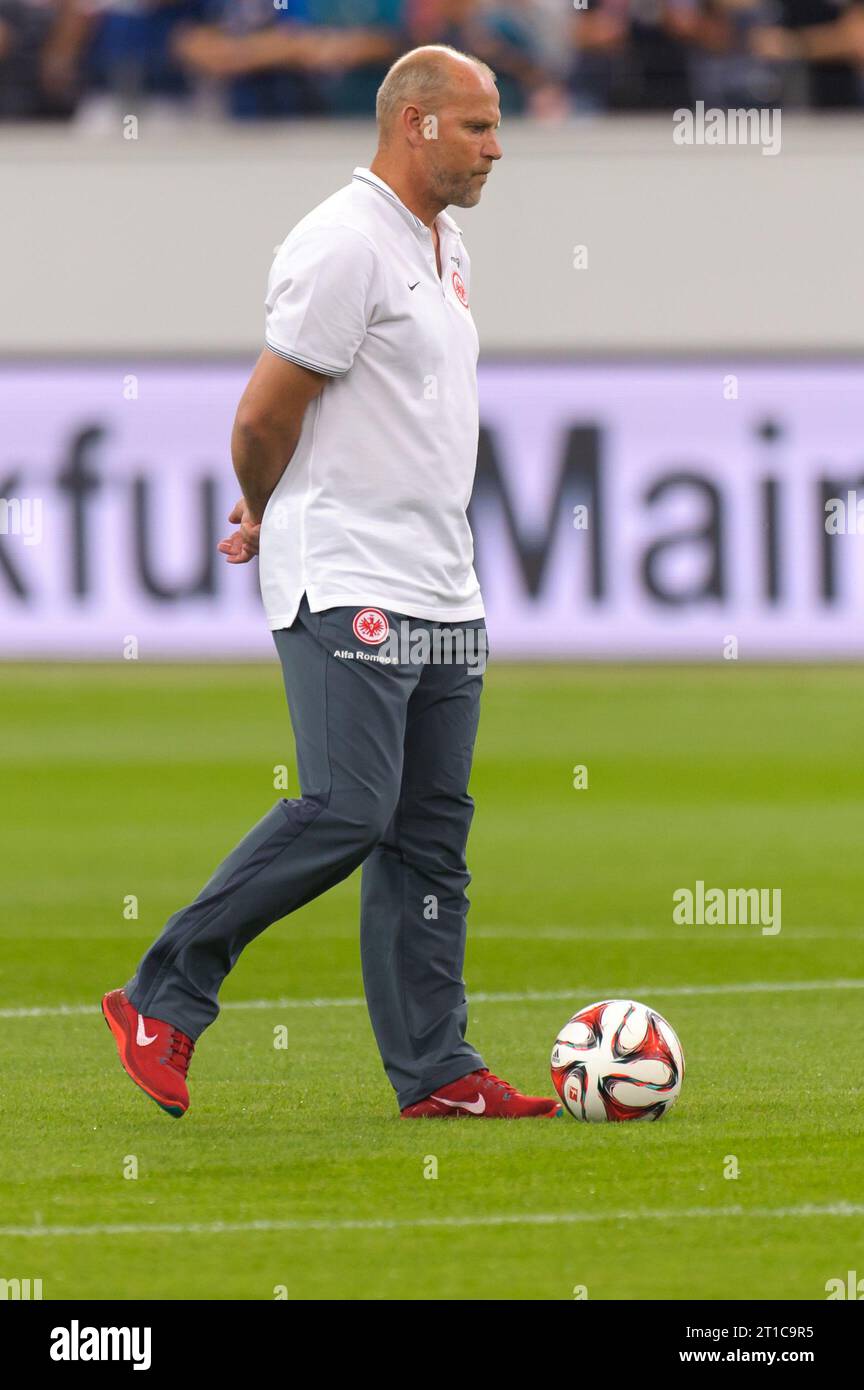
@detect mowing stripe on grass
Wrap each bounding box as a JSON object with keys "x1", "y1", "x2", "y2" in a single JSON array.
[
  {"x1": 1, "y1": 978, "x2": 863, "y2": 1020},
  {"x1": 1, "y1": 1202, "x2": 862, "y2": 1240}
]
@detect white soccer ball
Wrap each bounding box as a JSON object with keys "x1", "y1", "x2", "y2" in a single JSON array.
[{"x1": 551, "y1": 998, "x2": 685, "y2": 1122}]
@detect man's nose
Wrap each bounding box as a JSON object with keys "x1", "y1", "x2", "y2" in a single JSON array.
[{"x1": 483, "y1": 133, "x2": 503, "y2": 162}]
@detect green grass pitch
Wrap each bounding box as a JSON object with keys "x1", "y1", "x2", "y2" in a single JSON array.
[{"x1": 0, "y1": 660, "x2": 862, "y2": 1301}]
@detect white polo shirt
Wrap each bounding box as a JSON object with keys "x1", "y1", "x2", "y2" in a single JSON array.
[{"x1": 258, "y1": 166, "x2": 485, "y2": 629}]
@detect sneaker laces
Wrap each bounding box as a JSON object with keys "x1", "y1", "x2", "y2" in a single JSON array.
[
  {"x1": 478, "y1": 1070, "x2": 514, "y2": 1099},
  {"x1": 166, "y1": 1030, "x2": 194, "y2": 1077}
]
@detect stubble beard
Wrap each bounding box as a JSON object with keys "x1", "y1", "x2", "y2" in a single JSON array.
[{"x1": 427, "y1": 161, "x2": 484, "y2": 210}]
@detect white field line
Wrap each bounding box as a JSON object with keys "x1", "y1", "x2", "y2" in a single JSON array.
[
  {"x1": 1, "y1": 1202, "x2": 862, "y2": 1241},
  {"x1": 472, "y1": 928, "x2": 863, "y2": 941},
  {"x1": 1, "y1": 978, "x2": 864, "y2": 1020}
]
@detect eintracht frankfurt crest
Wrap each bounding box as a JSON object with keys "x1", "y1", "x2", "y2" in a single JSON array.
[{"x1": 352, "y1": 608, "x2": 390, "y2": 645}]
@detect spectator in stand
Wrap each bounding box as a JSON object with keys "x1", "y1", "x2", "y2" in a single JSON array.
[
  {"x1": 407, "y1": 0, "x2": 569, "y2": 115},
  {"x1": 171, "y1": 1, "x2": 327, "y2": 118},
  {"x1": 570, "y1": 0, "x2": 713, "y2": 114},
  {"x1": 666, "y1": 0, "x2": 787, "y2": 110},
  {"x1": 0, "y1": 0, "x2": 92, "y2": 117},
  {"x1": 568, "y1": 0, "x2": 693, "y2": 112},
  {"x1": 304, "y1": 0, "x2": 406, "y2": 115},
  {"x1": 171, "y1": 0, "x2": 405, "y2": 119},
  {"x1": 567, "y1": 0, "x2": 630, "y2": 112},
  {"x1": 624, "y1": 0, "x2": 696, "y2": 108},
  {"x1": 566, "y1": 0, "x2": 858, "y2": 115},
  {"x1": 749, "y1": 0, "x2": 864, "y2": 106},
  {"x1": 81, "y1": 1, "x2": 204, "y2": 118},
  {"x1": 2, "y1": 0, "x2": 863, "y2": 121}
]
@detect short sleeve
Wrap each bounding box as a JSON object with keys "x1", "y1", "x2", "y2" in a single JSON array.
[{"x1": 265, "y1": 224, "x2": 377, "y2": 378}]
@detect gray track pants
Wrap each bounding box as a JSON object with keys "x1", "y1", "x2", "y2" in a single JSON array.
[{"x1": 124, "y1": 595, "x2": 488, "y2": 1108}]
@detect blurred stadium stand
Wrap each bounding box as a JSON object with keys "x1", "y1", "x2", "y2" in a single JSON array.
[
  {"x1": 1, "y1": 0, "x2": 864, "y2": 123},
  {"x1": 2, "y1": 4, "x2": 863, "y2": 661}
]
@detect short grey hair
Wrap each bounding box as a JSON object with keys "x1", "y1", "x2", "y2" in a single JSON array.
[{"x1": 376, "y1": 45, "x2": 496, "y2": 133}]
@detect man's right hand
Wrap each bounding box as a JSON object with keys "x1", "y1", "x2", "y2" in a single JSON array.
[{"x1": 217, "y1": 498, "x2": 261, "y2": 564}]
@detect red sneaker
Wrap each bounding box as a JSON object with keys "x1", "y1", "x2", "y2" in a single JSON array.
[
  {"x1": 401, "y1": 1068, "x2": 562, "y2": 1119},
  {"x1": 101, "y1": 988, "x2": 194, "y2": 1118}
]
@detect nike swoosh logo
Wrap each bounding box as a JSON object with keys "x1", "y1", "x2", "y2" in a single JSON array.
[
  {"x1": 137, "y1": 1015, "x2": 158, "y2": 1046},
  {"x1": 408, "y1": 280, "x2": 420, "y2": 291},
  {"x1": 430, "y1": 1093, "x2": 486, "y2": 1115}
]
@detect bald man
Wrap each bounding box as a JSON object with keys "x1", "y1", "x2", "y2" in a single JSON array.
[{"x1": 102, "y1": 45, "x2": 562, "y2": 1122}]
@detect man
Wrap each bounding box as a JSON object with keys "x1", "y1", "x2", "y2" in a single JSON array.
[{"x1": 102, "y1": 44, "x2": 562, "y2": 1121}]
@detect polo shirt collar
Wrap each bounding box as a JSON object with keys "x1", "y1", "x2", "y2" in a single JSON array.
[{"x1": 352, "y1": 166, "x2": 463, "y2": 239}]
